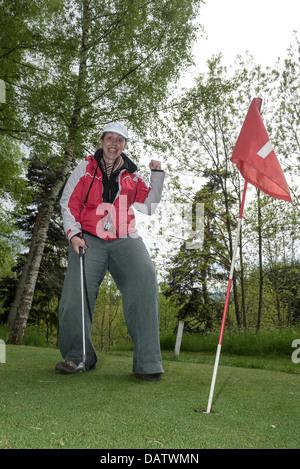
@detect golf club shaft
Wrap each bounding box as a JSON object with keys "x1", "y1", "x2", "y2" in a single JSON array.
[{"x1": 79, "y1": 247, "x2": 86, "y2": 365}]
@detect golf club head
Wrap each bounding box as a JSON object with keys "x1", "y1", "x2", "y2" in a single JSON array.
[{"x1": 75, "y1": 362, "x2": 85, "y2": 373}]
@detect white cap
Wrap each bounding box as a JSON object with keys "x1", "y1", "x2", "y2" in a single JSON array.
[{"x1": 101, "y1": 122, "x2": 128, "y2": 140}]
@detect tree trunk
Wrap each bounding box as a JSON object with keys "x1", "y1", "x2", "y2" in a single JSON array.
[
  {"x1": 8, "y1": 189, "x2": 64, "y2": 343},
  {"x1": 275, "y1": 279, "x2": 282, "y2": 328},
  {"x1": 100, "y1": 309, "x2": 106, "y2": 352},
  {"x1": 8, "y1": 1, "x2": 90, "y2": 344},
  {"x1": 7, "y1": 206, "x2": 45, "y2": 330}
]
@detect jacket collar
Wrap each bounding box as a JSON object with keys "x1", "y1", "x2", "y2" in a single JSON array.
[{"x1": 93, "y1": 148, "x2": 137, "y2": 173}]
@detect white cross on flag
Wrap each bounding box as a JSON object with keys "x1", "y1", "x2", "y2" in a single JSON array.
[{"x1": 231, "y1": 98, "x2": 292, "y2": 202}]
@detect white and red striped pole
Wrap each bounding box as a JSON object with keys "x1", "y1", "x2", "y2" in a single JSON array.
[{"x1": 205, "y1": 180, "x2": 248, "y2": 414}]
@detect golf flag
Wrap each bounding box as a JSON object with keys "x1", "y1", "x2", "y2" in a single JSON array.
[
  {"x1": 231, "y1": 98, "x2": 292, "y2": 202},
  {"x1": 206, "y1": 98, "x2": 291, "y2": 414}
]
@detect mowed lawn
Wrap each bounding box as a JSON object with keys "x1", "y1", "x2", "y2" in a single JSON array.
[{"x1": 0, "y1": 345, "x2": 299, "y2": 449}]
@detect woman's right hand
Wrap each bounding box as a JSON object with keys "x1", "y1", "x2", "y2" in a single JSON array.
[{"x1": 70, "y1": 235, "x2": 87, "y2": 255}]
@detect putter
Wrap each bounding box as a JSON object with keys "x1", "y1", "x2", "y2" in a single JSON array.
[{"x1": 75, "y1": 246, "x2": 86, "y2": 372}]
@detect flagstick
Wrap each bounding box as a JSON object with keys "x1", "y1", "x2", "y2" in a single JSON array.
[{"x1": 205, "y1": 181, "x2": 248, "y2": 414}]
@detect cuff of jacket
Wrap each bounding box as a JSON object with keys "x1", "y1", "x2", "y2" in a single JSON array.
[{"x1": 66, "y1": 228, "x2": 82, "y2": 241}]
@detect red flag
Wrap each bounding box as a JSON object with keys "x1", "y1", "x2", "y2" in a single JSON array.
[{"x1": 231, "y1": 98, "x2": 292, "y2": 202}]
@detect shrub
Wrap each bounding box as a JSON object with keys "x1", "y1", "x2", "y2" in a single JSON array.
[{"x1": 159, "y1": 328, "x2": 300, "y2": 357}]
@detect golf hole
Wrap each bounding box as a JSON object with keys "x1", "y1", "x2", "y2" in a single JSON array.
[{"x1": 193, "y1": 409, "x2": 216, "y2": 414}]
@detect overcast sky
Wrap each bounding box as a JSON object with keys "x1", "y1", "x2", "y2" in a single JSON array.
[{"x1": 193, "y1": 0, "x2": 299, "y2": 74}]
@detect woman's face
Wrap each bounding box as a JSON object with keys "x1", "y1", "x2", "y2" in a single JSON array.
[{"x1": 101, "y1": 132, "x2": 126, "y2": 161}]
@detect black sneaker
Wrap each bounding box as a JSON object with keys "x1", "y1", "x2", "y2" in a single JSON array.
[
  {"x1": 141, "y1": 373, "x2": 162, "y2": 381},
  {"x1": 55, "y1": 359, "x2": 77, "y2": 374}
]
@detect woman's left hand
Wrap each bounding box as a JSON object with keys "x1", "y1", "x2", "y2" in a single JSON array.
[{"x1": 149, "y1": 160, "x2": 162, "y2": 170}]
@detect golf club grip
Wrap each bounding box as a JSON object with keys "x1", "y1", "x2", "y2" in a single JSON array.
[{"x1": 79, "y1": 246, "x2": 83, "y2": 257}]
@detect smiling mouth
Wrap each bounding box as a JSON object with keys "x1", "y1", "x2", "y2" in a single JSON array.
[{"x1": 104, "y1": 148, "x2": 120, "y2": 161}]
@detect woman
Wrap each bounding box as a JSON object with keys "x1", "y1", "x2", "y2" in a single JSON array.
[{"x1": 55, "y1": 122, "x2": 164, "y2": 380}]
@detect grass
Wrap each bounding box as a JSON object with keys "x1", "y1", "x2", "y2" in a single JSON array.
[{"x1": 0, "y1": 345, "x2": 299, "y2": 449}]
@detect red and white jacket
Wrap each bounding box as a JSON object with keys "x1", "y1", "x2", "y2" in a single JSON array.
[{"x1": 60, "y1": 153, "x2": 165, "y2": 241}]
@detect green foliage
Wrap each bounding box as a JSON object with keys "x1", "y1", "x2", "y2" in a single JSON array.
[
  {"x1": 0, "y1": 0, "x2": 204, "y2": 154},
  {"x1": 160, "y1": 328, "x2": 300, "y2": 358},
  {"x1": 91, "y1": 272, "x2": 125, "y2": 351},
  {"x1": 24, "y1": 326, "x2": 48, "y2": 348},
  {"x1": 158, "y1": 290, "x2": 179, "y2": 334},
  {"x1": 229, "y1": 261, "x2": 300, "y2": 330}
]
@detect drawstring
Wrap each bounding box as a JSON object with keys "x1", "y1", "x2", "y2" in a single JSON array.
[{"x1": 84, "y1": 161, "x2": 99, "y2": 204}]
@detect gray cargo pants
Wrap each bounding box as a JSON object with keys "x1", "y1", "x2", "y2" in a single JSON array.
[{"x1": 58, "y1": 233, "x2": 163, "y2": 375}]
